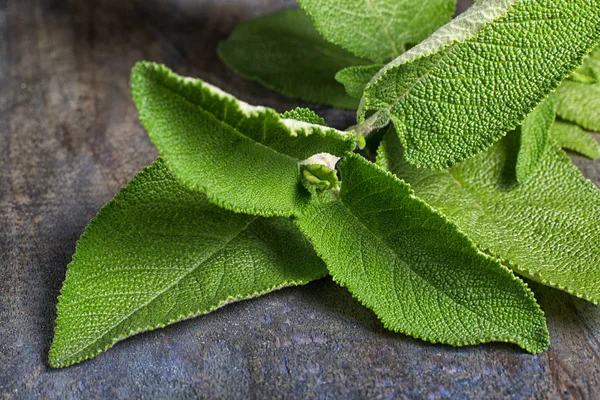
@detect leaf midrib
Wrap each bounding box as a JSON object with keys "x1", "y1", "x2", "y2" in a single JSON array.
[
  {"x1": 57, "y1": 216, "x2": 259, "y2": 362},
  {"x1": 363, "y1": 0, "x2": 400, "y2": 58},
  {"x1": 333, "y1": 191, "x2": 509, "y2": 327}
]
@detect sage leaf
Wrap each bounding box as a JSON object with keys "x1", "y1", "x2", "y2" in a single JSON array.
[
  {"x1": 131, "y1": 62, "x2": 355, "y2": 217},
  {"x1": 556, "y1": 47, "x2": 600, "y2": 132},
  {"x1": 335, "y1": 64, "x2": 383, "y2": 99},
  {"x1": 298, "y1": 0, "x2": 457, "y2": 63},
  {"x1": 280, "y1": 107, "x2": 326, "y2": 125},
  {"x1": 516, "y1": 96, "x2": 556, "y2": 183},
  {"x1": 378, "y1": 131, "x2": 600, "y2": 304},
  {"x1": 360, "y1": 0, "x2": 600, "y2": 168},
  {"x1": 296, "y1": 153, "x2": 549, "y2": 353},
  {"x1": 49, "y1": 160, "x2": 327, "y2": 368},
  {"x1": 551, "y1": 120, "x2": 600, "y2": 160},
  {"x1": 217, "y1": 9, "x2": 369, "y2": 109}
]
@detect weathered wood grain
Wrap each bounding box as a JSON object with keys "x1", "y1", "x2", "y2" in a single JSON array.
[{"x1": 0, "y1": 0, "x2": 599, "y2": 398}]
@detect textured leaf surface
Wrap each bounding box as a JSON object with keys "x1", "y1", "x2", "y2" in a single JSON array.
[
  {"x1": 551, "y1": 120, "x2": 600, "y2": 160},
  {"x1": 360, "y1": 0, "x2": 600, "y2": 168},
  {"x1": 556, "y1": 47, "x2": 600, "y2": 132},
  {"x1": 298, "y1": 0, "x2": 457, "y2": 62},
  {"x1": 217, "y1": 9, "x2": 368, "y2": 109},
  {"x1": 378, "y1": 131, "x2": 600, "y2": 303},
  {"x1": 296, "y1": 153, "x2": 549, "y2": 353},
  {"x1": 335, "y1": 64, "x2": 383, "y2": 98},
  {"x1": 516, "y1": 96, "x2": 556, "y2": 182},
  {"x1": 556, "y1": 84, "x2": 600, "y2": 132},
  {"x1": 49, "y1": 160, "x2": 327, "y2": 368},
  {"x1": 280, "y1": 107, "x2": 326, "y2": 125},
  {"x1": 131, "y1": 62, "x2": 355, "y2": 217}
]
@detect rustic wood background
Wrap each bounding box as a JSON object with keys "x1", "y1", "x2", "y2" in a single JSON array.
[{"x1": 1, "y1": 0, "x2": 599, "y2": 398}]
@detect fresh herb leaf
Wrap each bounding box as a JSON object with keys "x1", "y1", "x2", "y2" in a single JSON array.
[
  {"x1": 49, "y1": 160, "x2": 328, "y2": 368},
  {"x1": 217, "y1": 9, "x2": 369, "y2": 109},
  {"x1": 280, "y1": 107, "x2": 326, "y2": 125},
  {"x1": 131, "y1": 62, "x2": 355, "y2": 217},
  {"x1": 296, "y1": 153, "x2": 549, "y2": 353},
  {"x1": 551, "y1": 120, "x2": 600, "y2": 160},
  {"x1": 516, "y1": 96, "x2": 556, "y2": 183},
  {"x1": 298, "y1": 0, "x2": 457, "y2": 63},
  {"x1": 360, "y1": 0, "x2": 600, "y2": 168},
  {"x1": 556, "y1": 83, "x2": 600, "y2": 132},
  {"x1": 568, "y1": 45, "x2": 600, "y2": 84},
  {"x1": 378, "y1": 131, "x2": 600, "y2": 304},
  {"x1": 335, "y1": 64, "x2": 383, "y2": 99},
  {"x1": 556, "y1": 46, "x2": 600, "y2": 132}
]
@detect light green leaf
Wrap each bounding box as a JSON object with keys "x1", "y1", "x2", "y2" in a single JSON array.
[
  {"x1": 298, "y1": 0, "x2": 457, "y2": 63},
  {"x1": 568, "y1": 45, "x2": 600, "y2": 84},
  {"x1": 551, "y1": 120, "x2": 600, "y2": 160},
  {"x1": 556, "y1": 80, "x2": 600, "y2": 133},
  {"x1": 556, "y1": 46, "x2": 600, "y2": 131},
  {"x1": 296, "y1": 153, "x2": 549, "y2": 353},
  {"x1": 516, "y1": 96, "x2": 556, "y2": 182},
  {"x1": 49, "y1": 160, "x2": 328, "y2": 368},
  {"x1": 131, "y1": 62, "x2": 355, "y2": 217},
  {"x1": 217, "y1": 9, "x2": 369, "y2": 109},
  {"x1": 378, "y1": 131, "x2": 600, "y2": 304},
  {"x1": 360, "y1": 0, "x2": 600, "y2": 168},
  {"x1": 280, "y1": 107, "x2": 326, "y2": 125},
  {"x1": 335, "y1": 64, "x2": 383, "y2": 98}
]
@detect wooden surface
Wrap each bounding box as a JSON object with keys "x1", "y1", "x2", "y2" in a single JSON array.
[{"x1": 1, "y1": 0, "x2": 600, "y2": 398}]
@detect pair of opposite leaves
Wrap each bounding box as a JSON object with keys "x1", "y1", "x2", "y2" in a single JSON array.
[
  {"x1": 51, "y1": 0, "x2": 600, "y2": 367},
  {"x1": 52, "y1": 61, "x2": 600, "y2": 368}
]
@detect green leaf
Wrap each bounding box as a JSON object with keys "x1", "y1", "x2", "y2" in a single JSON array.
[
  {"x1": 516, "y1": 96, "x2": 556, "y2": 183},
  {"x1": 296, "y1": 153, "x2": 549, "y2": 353},
  {"x1": 49, "y1": 159, "x2": 328, "y2": 368},
  {"x1": 568, "y1": 45, "x2": 600, "y2": 84},
  {"x1": 551, "y1": 120, "x2": 600, "y2": 160},
  {"x1": 335, "y1": 64, "x2": 383, "y2": 98},
  {"x1": 217, "y1": 9, "x2": 369, "y2": 109},
  {"x1": 280, "y1": 107, "x2": 326, "y2": 125},
  {"x1": 131, "y1": 62, "x2": 355, "y2": 217},
  {"x1": 378, "y1": 131, "x2": 600, "y2": 304},
  {"x1": 556, "y1": 83, "x2": 600, "y2": 132},
  {"x1": 298, "y1": 0, "x2": 457, "y2": 63},
  {"x1": 360, "y1": 0, "x2": 600, "y2": 168}
]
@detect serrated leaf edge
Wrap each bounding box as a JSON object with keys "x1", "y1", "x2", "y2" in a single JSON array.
[{"x1": 296, "y1": 155, "x2": 549, "y2": 353}]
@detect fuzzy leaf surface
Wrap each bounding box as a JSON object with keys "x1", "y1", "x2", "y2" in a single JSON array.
[
  {"x1": 298, "y1": 0, "x2": 457, "y2": 62},
  {"x1": 49, "y1": 160, "x2": 327, "y2": 368},
  {"x1": 217, "y1": 9, "x2": 368, "y2": 109},
  {"x1": 551, "y1": 120, "x2": 600, "y2": 160},
  {"x1": 556, "y1": 47, "x2": 600, "y2": 132},
  {"x1": 296, "y1": 153, "x2": 549, "y2": 353},
  {"x1": 361, "y1": 0, "x2": 600, "y2": 168},
  {"x1": 280, "y1": 107, "x2": 326, "y2": 125},
  {"x1": 516, "y1": 96, "x2": 556, "y2": 182},
  {"x1": 335, "y1": 64, "x2": 383, "y2": 98},
  {"x1": 379, "y1": 132, "x2": 600, "y2": 303},
  {"x1": 131, "y1": 62, "x2": 355, "y2": 217}
]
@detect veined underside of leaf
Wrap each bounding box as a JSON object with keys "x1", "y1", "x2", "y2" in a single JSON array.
[
  {"x1": 360, "y1": 0, "x2": 600, "y2": 168},
  {"x1": 296, "y1": 153, "x2": 549, "y2": 353},
  {"x1": 298, "y1": 0, "x2": 457, "y2": 63},
  {"x1": 131, "y1": 62, "x2": 355, "y2": 218},
  {"x1": 378, "y1": 131, "x2": 600, "y2": 304},
  {"x1": 49, "y1": 160, "x2": 328, "y2": 368},
  {"x1": 217, "y1": 9, "x2": 370, "y2": 109}
]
